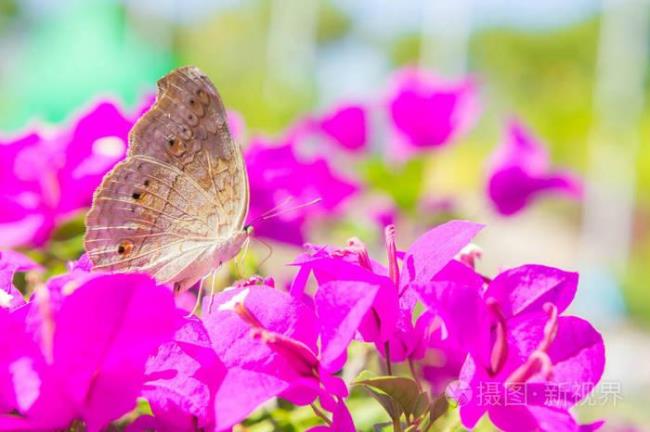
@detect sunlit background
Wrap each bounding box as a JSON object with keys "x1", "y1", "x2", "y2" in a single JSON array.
[{"x1": 1, "y1": 0, "x2": 648, "y2": 429}]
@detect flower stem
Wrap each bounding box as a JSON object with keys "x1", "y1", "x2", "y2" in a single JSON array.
[
  {"x1": 384, "y1": 342, "x2": 393, "y2": 375},
  {"x1": 408, "y1": 358, "x2": 423, "y2": 392},
  {"x1": 310, "y1": 403, "x2": 332, "y2": 426},
  {"x1": 393, "y1": 416, "x2": 403, "y2": 432}
]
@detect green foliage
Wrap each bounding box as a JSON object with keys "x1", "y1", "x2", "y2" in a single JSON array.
[
  {"x1": 361, "y1": 157, "x2": 426, "y2": 212},
  {"x1": 623, "y1": 239, "x2": 650, "y2": 327},
  {"x1": 470, "y1": 19, "x2": 600, "y2": 169},
  {"x1": 176, "y1": 2, "x2": 316, "y2": 134},
  {"x1": 354, "y1": 371, "x2": 446, "y2": 431},
  {"x1": 315, "y1": 1, "x2": 351, "y2": 44},
  {"x1": 242, "y1": 403, "x2": 322, "y2": 431},
  {"x1": 389, "y1": 34, "x2": 421, "y2": 67},
  {"x1": 356, "y1": 373, "x2": 426, "y2": 420},
  {"x1": 391, "y1": 19, "x2": 600, "y2": 169},
  {"x1": 0, "y1": 0, "x2": 18, "y2": 24},
  {"x1": 388, "y1": 19, "x2": 650, "y2": 326},
  {"x1": 0, "y1": 1, "x2": 172, "y2": 132}
]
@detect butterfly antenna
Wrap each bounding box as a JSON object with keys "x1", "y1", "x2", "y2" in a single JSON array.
[
  {"x1": 248, "y1": 197, "x2": 322, "y2": 227},
  {"x1": 261, "y1": 195, "x2": 295, "y2": 218},
  {"x1": 259, "y1": 198, "x2": 322, "y2": 221}
]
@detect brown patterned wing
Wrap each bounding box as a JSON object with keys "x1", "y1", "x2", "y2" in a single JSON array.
[{"x1": 84, "y1": 66, "x2": 249, "y2": 284}]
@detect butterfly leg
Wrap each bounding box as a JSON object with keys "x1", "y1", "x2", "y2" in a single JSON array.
[
  {"x1": 207, "y1": 264, "x2": 223, "y2": 314},
  {"x1": 187, "y1": 290, "x2": 201, "y2": 317},
  {"x1": 187, "y1": 273, "x2": 210, "y2": 317}
]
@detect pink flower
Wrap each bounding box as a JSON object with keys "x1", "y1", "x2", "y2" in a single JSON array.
[
  {"x1": 416, "y1": 263, "x2": 578, "y2": 389},
  {"x1": 201, "y1": 280, "x2": 372, "y2": 428},
  {"x1": 202, "y1": 284, "x2": 319, "y2": 428},
  {"x1": 458, "y1": 311, "x2": 605, "y2": 432},
  {"x1": 413, "y1": 260, "x2": 489, "y2": 392},
  {"x1": 0, "y1": 250, "x2": 40, "y2": 310},
  {"x1": 292, "y1": 221, "x2": 484, "y2": 362},
  {"x1": 414, "y1": 262, "x2": 604, "y2": 431},
  {"x1": 317, "y1": 103, "x2": 368, "y2": 153},
  {"x1": 387, "y1": 67, "x2": 480, "y2": 158},
  {"x1": 0, "y1": 98, "x2": 149, "y2": 247},
  {"x1": 486, "y1": 120, "x2": 583, "y2": 215},
  {"x1": 245, "y1": 137, "x2": 359, "y2": 245},
  {"x1": 142, "y1": 317, "x2": 226, "y2": 431},
  {"x1": 307, "y1": 398, "x2": 356, "y2": 432},
  {"x1": 0, "y1": 272, "x2": 179, "y2": 431}
]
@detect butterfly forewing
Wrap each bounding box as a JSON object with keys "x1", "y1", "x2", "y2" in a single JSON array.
[{"x1": 85, "y1": 66, "x2": 249, "y2": 286}]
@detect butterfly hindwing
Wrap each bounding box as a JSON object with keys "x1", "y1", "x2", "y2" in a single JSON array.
[{"x1": 85, "y1": 157, "x2": 215, "y2": 271}]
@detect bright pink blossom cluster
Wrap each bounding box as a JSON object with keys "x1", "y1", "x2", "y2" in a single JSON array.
[
  {"x1": 0, "y1": 221, "x2": 604, "y2": 431},
  {"x1": 0, "y1": 100, "x2": 147, "y2": 247}
]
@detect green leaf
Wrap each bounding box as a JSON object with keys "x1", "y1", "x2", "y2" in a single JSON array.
[
  {"x1": 413, "y1": 391, "x2": 430, "y2": 419},
  {"x1": 429, "y1": 396, "x2": 449, "y2": 425},
  {"x1": 364, "y1": 385, "x2": 404, "y2": 423},
  {"x1": 354, "y1": 370, "x2": 377, "y2": 382},
  {"x1": 354, "y1": 375, "x2": 428, "y2": 421}
]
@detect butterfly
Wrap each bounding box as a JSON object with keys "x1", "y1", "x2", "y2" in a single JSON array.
[{"x1": 84, "y1": 66, "x2": 251, "y2": 292}]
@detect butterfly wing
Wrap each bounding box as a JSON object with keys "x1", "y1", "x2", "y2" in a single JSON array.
[{"x1": 85, "y1": 66, "x2": 249, "y2": 288}]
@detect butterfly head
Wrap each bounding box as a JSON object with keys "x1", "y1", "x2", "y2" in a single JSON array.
[{"x1": 244, "y1": 224, "x2": 254, "y2": 236}]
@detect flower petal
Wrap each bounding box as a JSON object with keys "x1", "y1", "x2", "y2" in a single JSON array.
[
  {"x1": 245, "y1": 139, "x2": 358, "y2": 245},
  {"x1": 318, "y1": 103, "x2": 368, "y2": 152},
  {"x1": 487, "y1": 120, "x2": 583, "y2": 216},
  {"x1": 485, "y1": 265, "x2": 578, "y2": 318},
  {"x1": 545, "y1": 316, "x2": 605, "y2": 407},
  {"x1": 144, "y1": 317, "x2": 225, "y2": 431},
  {"x1": 0, "y1": 251, "x2": 40, "y2": 310},
  {"x1": 203, "y1": 286, "x2": 320, "y2": 426},
  {"x1": 315, "y1": 280, "x2": 378, "y2": 370},
  {"x1": 387, "y1": 68, "x2": 479, "y2": 154},
  {"x1": 215, "y1": 367, "x2": 289, "y2": 430},
  {"x1": 400, "y1": 220, "x2": 484, "y2": 287},
  {"x1": 415, "y1": 279, "x2": 490, "y2": 363},
  {"x1": 308, "y1": 258, "x2": 398, "y2": 344},
  {"x1": 307, "y1": 398, "x2": 355, "y2": 431},
  {"x1": 489, "y1": 405, "x2": 579, "y2": 432},
  {"x1": 49, "y1": 274, "x2": 178, "y2": 430}
]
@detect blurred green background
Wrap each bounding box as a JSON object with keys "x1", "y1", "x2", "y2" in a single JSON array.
[{"x1": 1, "y1": 0, "x2": 648, "y2": 429}]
